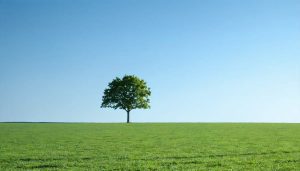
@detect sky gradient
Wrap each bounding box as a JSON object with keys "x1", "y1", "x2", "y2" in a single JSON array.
[{"x1": 0, "y1": 0, "x2": 299, "y2": 122}]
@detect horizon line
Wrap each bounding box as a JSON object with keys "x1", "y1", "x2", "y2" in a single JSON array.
[{"x1": 0, "y1": 121, "x2": 299, "y2": 124}]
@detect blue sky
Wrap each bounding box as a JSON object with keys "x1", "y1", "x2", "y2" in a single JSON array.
[{"x1": 0, "y1": 0, "x2": 299, "y2": 122}]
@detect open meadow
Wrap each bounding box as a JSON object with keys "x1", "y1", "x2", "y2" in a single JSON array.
[{"x1": 0, "y1": 123, "x2": 299, "y2": 170}]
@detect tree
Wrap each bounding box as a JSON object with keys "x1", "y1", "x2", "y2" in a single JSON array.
[{"x1": 101, "y1": 75, "x2": 151, "y2": 123}]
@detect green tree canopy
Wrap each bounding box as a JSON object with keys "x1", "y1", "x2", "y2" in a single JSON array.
[{"x1": 101, "y1": 75, "x2": 151, "y2": 123}]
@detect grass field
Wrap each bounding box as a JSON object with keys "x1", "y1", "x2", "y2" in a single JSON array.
[{"x1": 0, "y1": 123, "x2": 299, "y2": 170}]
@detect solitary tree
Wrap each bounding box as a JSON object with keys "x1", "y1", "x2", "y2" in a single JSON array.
[{"x1": 101, "y1": 75, "x2": 151, "y2": 123}]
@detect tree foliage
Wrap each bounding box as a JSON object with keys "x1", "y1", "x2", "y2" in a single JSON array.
[{"x1": 101, "y1": 75, "x2": 151, "y2": 122}]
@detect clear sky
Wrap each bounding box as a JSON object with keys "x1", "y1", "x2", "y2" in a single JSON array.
[{"x1": 0, "y1": 0, "x2": 299, "y2": 122}]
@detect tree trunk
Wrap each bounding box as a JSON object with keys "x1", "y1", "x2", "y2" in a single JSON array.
[{"x1": 127, "y1": 111, "x2": 130, "y2": 123}]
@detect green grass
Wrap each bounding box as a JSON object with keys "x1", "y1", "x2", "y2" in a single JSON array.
[{"x1": 0, "y1": 123, "x2": 300, "y2": 170}]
